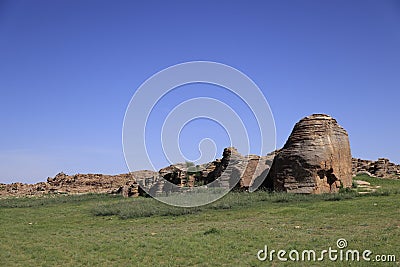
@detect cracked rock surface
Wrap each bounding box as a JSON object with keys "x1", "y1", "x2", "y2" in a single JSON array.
[{"x1": 264, "y1": 114, "x2": 353, "y2": 193}]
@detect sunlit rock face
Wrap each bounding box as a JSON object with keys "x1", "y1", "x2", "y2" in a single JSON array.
[{"x1": 265, "y1": 114, "x2": 352, "y2": 194}]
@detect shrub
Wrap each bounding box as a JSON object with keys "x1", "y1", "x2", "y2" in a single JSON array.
[{"x1": 203, "y1": 228, "x2": 221, "y2": 235}]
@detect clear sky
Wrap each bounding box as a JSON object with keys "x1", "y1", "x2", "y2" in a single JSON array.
[{"x1": 0, "y1": 0, "x2": 399, "y2": 184}]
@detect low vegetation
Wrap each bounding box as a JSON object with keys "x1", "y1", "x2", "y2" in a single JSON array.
[{"x1": 0, "y1": 174, "x2": 399, "y2": 266}]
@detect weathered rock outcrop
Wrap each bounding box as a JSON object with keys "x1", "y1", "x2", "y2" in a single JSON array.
[
  {"x1": 265, "y1": 114, "x2": 353, "y2": 193},
  {"x1": 46, "y1": 172, "x2": 137, "y2": 194},
  {"x1": 140, "y1": 147, "x2": 275, "y2": 195},
  {"x1": 5, "y1": 113, "x2": 395, "y2": 198},
  {"x1": 0, "y1": 172, "x2": 141, "y2": 197},
  {"x1": 114, "y1": 150, "x2": 254, "y2": 196},
  {"x1": 352, "y1": 158, "x2": 400, "y2": 179},
  {"x1": 2, "y1": 145, "x2": 273, "y2": 197}
]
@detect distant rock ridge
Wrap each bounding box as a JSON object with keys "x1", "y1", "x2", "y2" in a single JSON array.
[
  {"x1": 352, "y1": 158, "x2": 400, "y2": 178},
  {"x1": 0, "y1": 172, "x2": 139, "y2": 197}
]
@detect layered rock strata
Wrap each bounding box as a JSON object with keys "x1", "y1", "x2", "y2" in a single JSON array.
[
  {"x1": 352, "y1": 158, "x2": 400, "y2": 178},
  {"x1": 264, "y1": 114, "x2": 353, "y2": 193}
]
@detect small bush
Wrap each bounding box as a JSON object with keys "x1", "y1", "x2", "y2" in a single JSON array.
[
  {"x1": 339, "y1": 187, "x2": 355, "y2": 194},
  {"x1": 323, "y1": 192, "x2": 356, "y2": 201},
  {"x1": 203, "y1": 228, "x2": 221, "y2": 235}
]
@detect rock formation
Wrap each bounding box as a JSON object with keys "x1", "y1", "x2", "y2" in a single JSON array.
[
  {"x1": 46, "y1": 172, "x2": 137, "y2": 195},
  {"x1": 352, "y1": 158, "x2": 400, "y2": 178},
  {"x1": 0, "y1": 147, "x2": 272, "y2": 198},
  {"x1": 264, "y1": 114, "x2": 353, "y2": 193},
  {"x1": 0, "y1": 171, "x2": 155, "y2": 198},
  {"x1": 4, "y1": 113, "x2": 397, "y2": 198},
  {"x1": 140, "y1": 147, "x2": 275, "y2": 195}
]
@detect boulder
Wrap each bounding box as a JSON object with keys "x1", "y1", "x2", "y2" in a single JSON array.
[{"x1": 265, "y1": 114, "x2": 352, "y2": 193}]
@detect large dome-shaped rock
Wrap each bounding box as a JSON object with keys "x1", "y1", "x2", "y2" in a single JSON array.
[{"x1": 265, "y1": 114, "x2": 352, "y2": 193}]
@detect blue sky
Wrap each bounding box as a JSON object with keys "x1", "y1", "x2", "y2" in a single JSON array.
[{"x1": 0, "y1": 0, "x2": 399, "y2": 183}]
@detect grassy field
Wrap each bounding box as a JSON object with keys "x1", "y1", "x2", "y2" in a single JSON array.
[{"x1": 0, "y1": 174, "x2": 399, "y2": 266}]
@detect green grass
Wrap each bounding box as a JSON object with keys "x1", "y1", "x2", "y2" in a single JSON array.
[
  {"x1": 0, "y1": 193, "x2": 120, "y2": 208},
  {"x1": 0, "y1": 175, "x2": 399, "y2": 266}
]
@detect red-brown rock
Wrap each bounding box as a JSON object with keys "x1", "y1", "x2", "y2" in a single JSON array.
[{"x1": 265, "y1": 114, "x2": 353, "y2": 193}]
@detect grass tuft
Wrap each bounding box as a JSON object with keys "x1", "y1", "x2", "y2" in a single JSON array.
[{"x1": 203, "y1": 228, "x2": 221, "y2": 235}]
